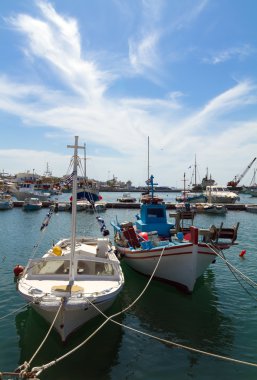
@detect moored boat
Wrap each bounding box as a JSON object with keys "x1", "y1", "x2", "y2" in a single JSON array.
[
  {"x1": 204, "y1": 185, "x2": 239, "y2": 204},
  {"x1": 175, "y1": 190, "x2": 207, "y2": 203},
  {"x1": 117, "y1": 193, "x2": 137, "y2": 203},
  {"x1": 112, "y1": 175, "x2": 239, "y2": 293},
  {"x1": 23, "y1": 197, "x2": 42, "y2": 211},
  {"x1": 0, "y1": 192, "x2": 13, "y2": 210},
  {"x1": 17, "y1": 136, "x2": 124, "y2": 341},
  {"x1": 10, "y1": 183, "x2": 51, "y2": 201}
]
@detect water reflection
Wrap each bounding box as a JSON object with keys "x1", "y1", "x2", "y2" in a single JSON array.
[
  {"x1": 119, "y1": 264, "x2": 234, "y2": 361},
  {"x1": 15, "y1": 299, "x2": 124, "y2": 380}
]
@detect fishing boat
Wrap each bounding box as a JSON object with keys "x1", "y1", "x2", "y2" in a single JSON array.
[
  {"x1": 23, "y1": 197, "x2": 42, "y2": 211},
  {"x1": 112, "y1": 175, "x2": 239, "y2": 293},
  {"x1": 18, "y1": 136, "x2": 124, "y2": 341},
  {"x1": 0, "y1": 192, "x2": 13, "y2": 210}
]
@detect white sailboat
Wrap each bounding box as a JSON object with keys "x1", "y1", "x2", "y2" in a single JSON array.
[{"x1": 18, "y1": 136, "x2": 124, "y2": 341}]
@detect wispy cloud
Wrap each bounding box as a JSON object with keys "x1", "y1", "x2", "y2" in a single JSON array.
[
  {"x1": 204, "y1": 44, "x2": 255, "y2": 64},
  {"x1": 128, "y1": 0, "x2": 164, "y2": 76},
  {"x1": 0, "y1": 1, "x2": 257, "y2": 185},
  {"x1": 171, "y1": 0, "x2": 209, "y2": 30},
  {"x1": 8, "y1": 0, "x2": 110, "y2": 102},
  {"x1": 128, "y1": 31, "x2": 160, "y2": 73}
]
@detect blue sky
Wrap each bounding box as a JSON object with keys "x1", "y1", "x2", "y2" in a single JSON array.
[{"x1": 0, "y1": 0, "x2": 257, "y2": 187}]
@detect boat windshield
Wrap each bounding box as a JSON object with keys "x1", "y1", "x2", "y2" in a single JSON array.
[
  {"x1": 77, "y1": 260, "x2": 115, "y2": 276},
  {"x1": 30, "y1": 259, "x2": 70, "y2": 275},
  {"x1": 147, "y1": 207, "x2": 165, "y2": 218},
  {"x1": 29, "y1": 259, "x2": 115, "y2": 276}
]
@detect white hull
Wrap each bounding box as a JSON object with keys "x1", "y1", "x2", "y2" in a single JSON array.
[
  {"x1": 18, "y1": 237, "x2": 124, "y2": 341},
  {"x1": 204, "y1": 186, "x2": 239, "y2": 204},
  {"x1": 17, "y1": 137, "x2": 124, "y2": 342},
  {"x1": 0, "y1": 201, "x2": 13, "y2": 210},
  {"x1": 30, "y1": 293, "x2": 118, "y2": 341},
  {"x1": 119, "y1": 243, "x2": 216, "y2": 292},
  {"x1": 12, "y1": 190, "x2": 50, "y2": 201},
  {"x1": 206, "y1": 195, "x2": 236, "y2": 204}
]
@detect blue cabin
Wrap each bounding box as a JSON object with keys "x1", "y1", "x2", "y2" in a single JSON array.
[{"x1": 135, "y1": 175, "x2": 174, "y2": 237}]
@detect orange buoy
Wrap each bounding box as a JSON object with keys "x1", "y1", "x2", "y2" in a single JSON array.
[
  {"x1": 13, "y1": 265, "x2": 24, "y2": 277},
  {"x1": 239, "y1": 249, "x2": 246, "y2": 257}
]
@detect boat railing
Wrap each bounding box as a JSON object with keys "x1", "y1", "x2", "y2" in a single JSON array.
[{"x1": 199, "y1": 222, "x2": 239, "y2": 246}]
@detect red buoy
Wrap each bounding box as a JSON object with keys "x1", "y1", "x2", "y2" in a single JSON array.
[
  {"x1": 239, "y1": 249, "x2": 246, "y2": 257},
  {"x1": 13, "y1": 265, "x2": 24, "y2": 277},
  {"x1": 139, "y1": 232, "x2": 149, "y2": 241}
]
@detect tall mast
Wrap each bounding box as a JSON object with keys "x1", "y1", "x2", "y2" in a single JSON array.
[
  {"x1": 194, "y1": 155, "x2": 197, "y2": 186},
  {"x1": 67, "y1": 136, "x2": 84, "y2": 283},
  {"x1": 147, "y1": 136, "x2": 150, "y2": 181},
  {"x1": 84, "y1": 143, "x2": 87, "y2": 181}
]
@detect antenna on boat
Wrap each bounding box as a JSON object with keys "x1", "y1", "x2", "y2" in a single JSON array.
[{"x1": 67, "y1": 136, "x2": 84, "y2": 283}]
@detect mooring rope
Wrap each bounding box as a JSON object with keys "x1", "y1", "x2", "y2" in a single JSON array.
[
  {"x1": 209, "y1": 243, "x2": 257, "y2": 288},
  {"x1": 13, "y1": 298, "x2": 64, "y2": 379},
  {"x1": 6, "y1": 239, "x2": 257, "y2": 378},
  {"x1": 207, "y1": 243, "x2": 257, "y2": 302},
  {"x1": 0, "y1": 302, "x2": 33, "y2": 321}
]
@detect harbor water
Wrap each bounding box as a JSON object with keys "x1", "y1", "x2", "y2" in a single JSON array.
[{"x1": 1, "y1": 192, "x2": 257, "y2": 379}]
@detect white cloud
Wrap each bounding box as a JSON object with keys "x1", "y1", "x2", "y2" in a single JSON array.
[
  {"x1": 0, "y1": 1, "x2": 257, "y2": 186},
  {"x1": 8, "y1": 0, "x2": 109, "y2": 102},
  {"x1": 129, "y1": 32, "x2": 160, "y2": 73},
  {"x1": 204, "y1": 44, "x2": 255, "y2": 65}
]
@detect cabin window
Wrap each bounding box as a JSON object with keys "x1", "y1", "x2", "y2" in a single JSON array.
[
  {"x1": 147, "y1": 208, "x2": 164, "y2": 218},
  {"x1": 77, "y1": 260, "x2": 115, "y2": 276},
  {"x1": 30, "y1": 260, "x2": 70, "y2": 275}
]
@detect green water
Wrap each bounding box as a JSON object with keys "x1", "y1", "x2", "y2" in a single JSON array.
[{"x1": 0, "y1": 193, "x2": 257, "y2": 379}]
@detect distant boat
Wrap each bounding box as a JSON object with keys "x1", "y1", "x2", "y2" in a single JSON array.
[
  {"x1": 18, "y1": 136, "x2": 124, "y2": 341},
  {"x1": 76, "y1": 199, "x2": 91, "y2": 211},
  {"x1": 10, "y1": 183, "x2": 51, "y2": 201},
  {"x1": 204, "y1": 185, "x2": 239, "y2": 204},
  {"x1": 23, "y1": 197, "x2": 42, "y2": 211},
  {"x1": 117, "y1": 193, "x2": 137, "y2": 203},
  {"x1": 0, "y1": 192, "x2": 13, "y2": 210},
  {"x1": 195, "y1": 186, "x2": 227, "y2": 214},
  {"x1": 176, "y1": 173, "x2": 207, "y2": 203},
  {"x1": 194, "y1": 203, "x2": 227, "y2": 214},
  {"x1": 175, "y1": 190, "x2": 207, "y2": 203}
]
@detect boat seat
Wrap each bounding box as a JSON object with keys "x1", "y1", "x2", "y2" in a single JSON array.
[{"x1": 121, "y1": 225, "x2": 141, "y2": 248}]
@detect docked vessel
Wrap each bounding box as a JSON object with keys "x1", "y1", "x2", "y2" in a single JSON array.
[
  {"x1": 23, "y1": 197, "x2": 42, "y2": 211},
  {"x1": 117, "y1": 193, "x2": 137, "y2": 203},
  {"x1": 112, "y1": 175, "x2": 239, "y2": 293},
  {"x1": 18, "y1": 136, "x2": 124, "y2": 341},
  {"x1": 204, "y1": 185, "x2": 239, "y2": 204},
  {"x1": 0, "y1": 192, "x2": 13, "y2": 210},
  {"x1": 10, "y1": 182, "x2": 51, "y2": 201}
]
